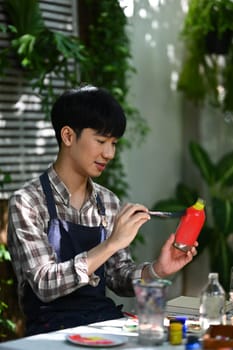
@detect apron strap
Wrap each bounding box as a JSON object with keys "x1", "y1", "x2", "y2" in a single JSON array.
[
  {"x1": 40, "y1": 172, "x2": 58, "y2": 219},
  {"x1": 96, "y1": 194, "x2": 105, "y2": 216},
  {"x1": 96, "y1": 193, "x2": 107, "y2": 242},
  {"x1": 40, "y1": 171, "x2": 107, "y2": 242}
]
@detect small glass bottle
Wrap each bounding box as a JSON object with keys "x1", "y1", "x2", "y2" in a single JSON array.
[
  {"x1": 169, "y1": 320, "x2": 183, "y2": 345},
  {"x1": 199, "y1": 272, "x2": 226, "y2": 331}
]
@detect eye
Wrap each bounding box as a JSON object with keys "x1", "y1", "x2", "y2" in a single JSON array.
[{"x1": 96, "y1": 138, "x2": 106, "y2": 144}]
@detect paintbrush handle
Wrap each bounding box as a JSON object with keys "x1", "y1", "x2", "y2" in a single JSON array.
[{"x1": 148, "y1": 210, "x2": 186, "y2": 218}]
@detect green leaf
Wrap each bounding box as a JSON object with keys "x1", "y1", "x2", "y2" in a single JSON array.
[
  {"x1": 189, "y1": 141, "x2": 216, "y2": 185},
  {"x1": 54, "y1": 33, "x2": 86, "y2": 62},
  {"x1": 12, "y1": 34, "x2": 36, "y2": 57},
  {"x1": 0, "y1": 245, "x2": 11, "y2": 262},
  {"x1": 177, "y1": 55, "x2": 206, "y2": 103},
  {"x1": 197, "y1": 225, "x2": 214, "y2": 254},
  {"x1": 216, "y1": 151, "x2": 233, "y2": 187},
  {"x1": 151, "y1": 198, "x2": 186, "y2": 213},
  {"x1": 212, "y1": 197, "x2": 233, "y2": 235},
  {"x1": 209, "y1": 231, "x2": 233, "y2": 290},
  {"x1": 4, "y1": 0, "x2": 44, "y2": 36},
  {"x1": 0, "y1": 24, "x2": 8, "y2": 33},
  {"x1": 0, "y1": 301, "x2": 7, "y2": 312},
  {"x1": 151, "y1": 183, "x2": 199, "y2": 213},
  {"x1": 175, "y1": 183, "x2": 199, "y2": 206},
  {"x1": 8, "y1": 24, "x2": 17, "y2": 33},
  {"x1": 5, "y1": 319, "x2": 16, "y2": 331},
  {"x1": 3, "y1": 173, "x2": 11, "y2": 183}
]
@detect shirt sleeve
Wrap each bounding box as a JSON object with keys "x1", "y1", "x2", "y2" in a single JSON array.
[
  {"x1": 7, "y1": 192, "x2": 97, "y2": 303},
  {"x1": 105, "y1": 247, "x2": 149, "y2": 296}
]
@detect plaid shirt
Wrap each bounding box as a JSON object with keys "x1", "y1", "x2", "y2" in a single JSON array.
[{"x1": 7, "y1": 165, "x2": 147, "y2": 306}]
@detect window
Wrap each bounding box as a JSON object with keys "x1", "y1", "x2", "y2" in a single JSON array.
[{"x1": 0, "y1": 0, "x2": 78, "y2": 198}]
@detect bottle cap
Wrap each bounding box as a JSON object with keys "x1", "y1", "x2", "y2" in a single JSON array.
[
  {"x1": 209, "y1": 272, "x2": 218, "y2": 279},
  {"x1": 192, "y1": 198, "x2": 205, "y2": 210},
  {"x1": 186, "y1": 335, "x2": 201, "y2": 350},
  {"x1": 174, "y1": 316, "x2": 187, "y2": 324}
]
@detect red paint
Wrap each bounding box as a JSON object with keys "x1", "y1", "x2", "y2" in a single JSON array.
[
  {"x1": 69, "y1": 334, "x2": 114, "y2": 345},
  {"x1": 174, "y1": 198, "x2": 206, "y2": 251},
  {"x1": 123, "y1": 312, "x2": 138, "y2": 319}
]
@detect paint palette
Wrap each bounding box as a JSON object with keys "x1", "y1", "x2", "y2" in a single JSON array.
[{"x1": 66, "y1": 333, "x2": 127, "y2": 347}]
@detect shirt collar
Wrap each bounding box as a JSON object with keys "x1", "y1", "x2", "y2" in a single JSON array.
[{"x1": 47, "y1": 164, "x2": 96, "y2": 207}]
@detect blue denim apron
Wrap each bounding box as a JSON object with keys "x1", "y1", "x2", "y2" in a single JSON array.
[{"x1": 23, "y1": 172, "x2": 123, "y2": 335}]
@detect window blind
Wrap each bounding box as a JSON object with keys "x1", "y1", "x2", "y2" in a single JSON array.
[{"x1": 0, "y1": 0, "x2": 78, "y2": 198}]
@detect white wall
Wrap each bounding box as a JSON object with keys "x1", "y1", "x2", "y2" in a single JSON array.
[
  {"x1": 124, "y1": 0, "x2": 184, "y2": 205},
  {"x1": 124, "y1": 0, "x2": 185, "y2": 247},
  {"x1": 125, "y1": 0, "x2": 186, "y2": 288},
  {"x1": 110, "y1": 0, "x2": 233, "y2": 313},
  {"x1": 200, "y1": 105, "x2": 233, "y2": 160},
  {"x1": 108, "y1": 0, "x2": 187, "y2": 313}
]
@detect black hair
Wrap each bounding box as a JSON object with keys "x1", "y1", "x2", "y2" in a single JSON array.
[{"x1": 51, "y1": 85, "x2": 127, "y2": 147}]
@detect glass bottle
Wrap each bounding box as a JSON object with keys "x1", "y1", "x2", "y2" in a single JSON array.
[
  {"x1": 199, "y1": 272, "x2": 226, "y2": 331},
  {"x1": 173, "y1": 198, "x2": 206, "y2": 252}
]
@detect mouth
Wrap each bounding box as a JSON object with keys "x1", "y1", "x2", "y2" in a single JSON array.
[{"x1": 95, "y1": 161, "x2": 107, "y2": 172}]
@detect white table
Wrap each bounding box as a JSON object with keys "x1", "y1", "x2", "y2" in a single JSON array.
[{"x1": 0, "y1": 319, "x2": 184, "y2": 350}]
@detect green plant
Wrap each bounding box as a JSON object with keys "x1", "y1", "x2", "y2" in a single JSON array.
[
  {"x1": 152, "y1": 141, "x2": 233, "y2": 290},
  {"x1": 78, "y1": 0, "x2": 149, "y2": 198},
  {"x1": 178, "y1": 0, "x2": 233, "y2": 112},
  {"x1": 0, "y1": 0, "x2": 87, "y2": 116},
  {"x1": 77, "y1": 0, "x2": 149, "y2": 249},
  {"x1": 0, "y1": 170, "x2": 15, "y2": 341},
  {"x1": 0, "y1": 256, "x2": 15, "y2": 340},
  {"x1": 0, "y1": 171, "x2": 11, "y2": 191},
  {"x1": 0, "y1": 0, "x2": 149, "y2": 200}
]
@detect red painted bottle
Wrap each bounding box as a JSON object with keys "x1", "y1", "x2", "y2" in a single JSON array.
[{"x1": 173, "y1": 198, "x2": 206, "y2": 252}]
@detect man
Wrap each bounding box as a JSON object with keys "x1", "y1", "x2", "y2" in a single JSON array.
[{"x1": 7, "y1": 85, "x2": 197, "y2": 335}]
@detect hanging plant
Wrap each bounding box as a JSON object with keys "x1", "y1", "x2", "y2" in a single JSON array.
[
  {"x1": 77, "y1": 0, "x2": 149, "y2": 198},
  {"x1": 0, "y1": 0, "x2": 149, "y2": 199},
  {"x1": 177, "y1": 0, "x2": 233, "y2": 113},
  {"x1": 0, "y1": 0, "x2": 87, "y2": 116}
]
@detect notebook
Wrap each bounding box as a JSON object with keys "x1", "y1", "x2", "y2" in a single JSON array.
[{"x1": 166, "y1": 296, "x2": 233, "y2": 317}]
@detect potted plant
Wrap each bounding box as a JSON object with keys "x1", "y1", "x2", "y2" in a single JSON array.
[
  {"x1": 152, "y1": 141, "x2": 233, "y2": 291},
  {"x1": 0, "y1": 0, "x2": 87, "y2": 116},
  {"x1": 177, "y1": 0, "x2": 233, "y2": 112}
]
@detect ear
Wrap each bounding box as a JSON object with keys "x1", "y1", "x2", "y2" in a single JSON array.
[{"x1": 60, "y1": 126, "x2": 76, "y2": 146}]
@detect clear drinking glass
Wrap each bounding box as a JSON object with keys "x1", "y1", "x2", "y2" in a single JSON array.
[{"x1": 133, "y1": 279, "x2": 171, "y2": 346}]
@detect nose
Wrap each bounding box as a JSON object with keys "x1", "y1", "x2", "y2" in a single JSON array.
[{"x1": 102, "y1": 143, "x2": 115, "y2": 159}]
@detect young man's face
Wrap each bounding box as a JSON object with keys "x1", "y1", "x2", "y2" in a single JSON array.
[{"x1": 69, "y1": 128, "x2": 118, "y2": 178}]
